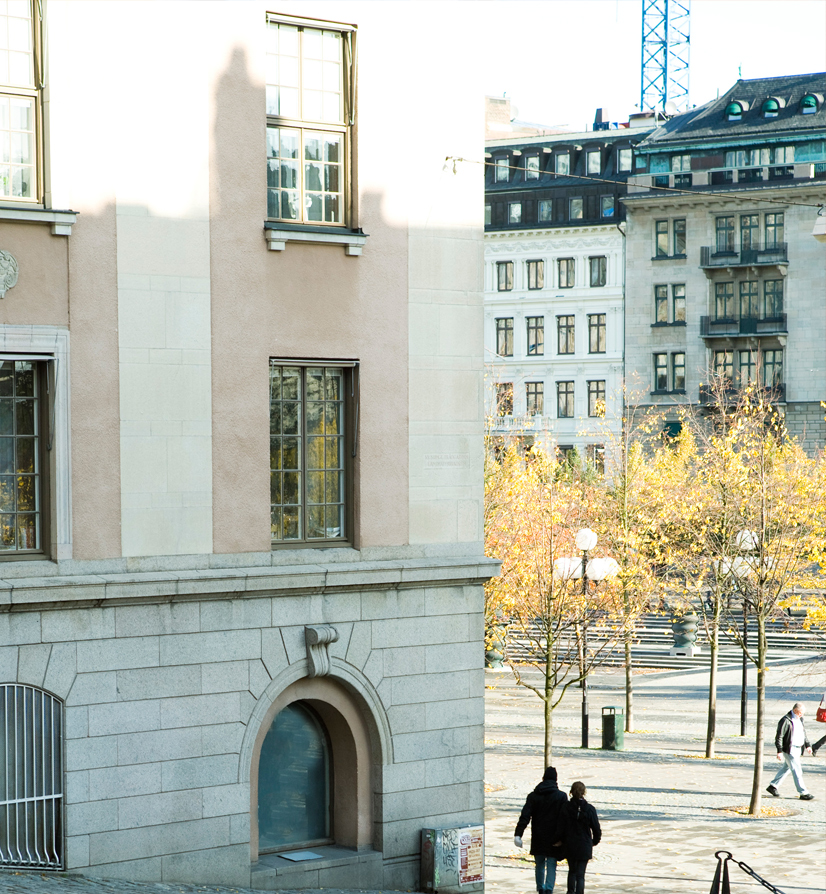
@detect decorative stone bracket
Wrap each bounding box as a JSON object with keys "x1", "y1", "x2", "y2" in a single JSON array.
[{"x1": 305, "y1": 625, "x2": 339, "y2": 677}]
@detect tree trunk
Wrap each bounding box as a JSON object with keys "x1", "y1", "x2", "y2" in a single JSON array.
[
  {"x1": 748, "y1": 615, "x2": 767, "y2": 815},
  {"x1": 624, "y1": 630, "x2": 634, "y2": 732},
  {"x1": 544, "y1": 640, "x2": 553, "y2": 765},
  {"x1": 705, "y1": 618, "x2": 719, "y2": 758}
]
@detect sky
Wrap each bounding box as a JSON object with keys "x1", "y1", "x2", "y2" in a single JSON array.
[{"x1": 477, "y1": 0, "x2": 826, "y2": 131}]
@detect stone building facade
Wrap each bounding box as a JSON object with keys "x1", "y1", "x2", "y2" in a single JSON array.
[
  {"x1": 0, "y1": 1, "x2": 493, "y2": 888},
  {"x1": 623, "y1": 73, "x2": 826, "y2": 453}
]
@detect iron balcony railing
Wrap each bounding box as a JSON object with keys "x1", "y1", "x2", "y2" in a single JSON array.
[
  {"x1": 700, "y1": 314, "x2": 787, "y2": 337},
  {"x1": 699, "y1": 383, "x2": 786, "y2": 405},
  {"x1": 700, "y1": 243, "x2": 788, "y2": 267},
  {"x1": 627, "y1": 163, "x2": 817, "y2": 193}
]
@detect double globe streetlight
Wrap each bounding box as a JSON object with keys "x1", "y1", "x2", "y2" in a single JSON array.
[{"x1": 554, "y1": 528, "x2": 619, "y2": 748}]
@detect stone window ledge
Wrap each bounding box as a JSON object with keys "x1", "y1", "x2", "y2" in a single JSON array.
[
  {"x1": 265, "y1": 222, "x2": 367, "y2": 255},
  {"x1": 254, "y1": 846, "x2": 382, "y2": 886},
  {"x1": 0, "y1": 205, "x2": 78, "y2": 235}
]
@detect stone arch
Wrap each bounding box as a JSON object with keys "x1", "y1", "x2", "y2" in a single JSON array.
[{"x1": 240, "y1": 657, "x2": 391, "y2": 861}]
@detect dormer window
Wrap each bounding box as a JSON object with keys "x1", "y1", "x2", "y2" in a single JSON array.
[
  {"x1": 762, "y1": 98, "x2": 780, "y2": 118},
  {"x1": 494, "y1": 157, "x2": 509, "y2": 182},
  {"x1": 525, "y1": 155, "x2": 540, "y2": 180},
  {"x1": 801, "y1": 94, "x2": 818, "y2": 114},
  {"x1": 586, "y1": 150, "x2": 601, "y2": 175},
  {"x1": 555, "y1": 153, "x2": 570, "y2": 175},
  {"x1": 725, "y1": 102, "x2": 743, "y2": 121}
]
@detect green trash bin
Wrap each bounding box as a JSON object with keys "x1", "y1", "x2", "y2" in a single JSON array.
[{"x1": 601, "y1": 706, "x2": 624, "y2": 751}]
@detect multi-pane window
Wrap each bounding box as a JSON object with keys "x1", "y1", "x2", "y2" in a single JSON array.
[
  {"x1": 527, "y1": 260, "x2": 544, "y2": 290},
  {"x1": 740, "y1": 214, "x2": 759, "y2": 250},
  {"x1": 601, "y1": 195, "x2": 614, "y2": 218},
  {"x1": 526, "y1": 382, "x2": 544, "y2": 415},
  {"x1": 715, "y1": 281, "x2": 734, "y2": 319},
  {"x1": 557, "y1": 315, "x2": 575, "y2": 354},
  {"x1": 617, "y1": 148, "x2": 632, "y2": 171},
  {"x1": 0, "y1": 1, "x2": 39, "y2": 201},
  {"x1": 587, "y1": 380, "x2": 605, "y2": 417},
  {"x1": 739, "y1": 280, "x2": 759, "y2": 318},
  {"x1": 765, "y1": 212, "x2": 784, "y2": 247},
  {"x1": 569, "y1": 198, "x2": 583, "y2": 220},
  {"x1": 763, "y1": 350, "x2": 783, "y2": 387},
  {"x1": 739, "y1": 350, "x2": 757, "y2": 385},
  {"x1": 672, "y1": 284, "x2": 686, "y2": 322},
  {"x1": 673, "y1": 219, "x2": 686, "y2": 255},
  {"x1": 764, "y1": 280, "x2": 783, "y2": 317},
  {"x1": 484, "y1": 204, "x2": 491, "y2": 226},
  {"x1": 508, "y1": 202, "x2": 522, "y2": 224},
  {"x1": 496, "y1": 261, "x2": 513, "y2": 291},
  {"x1": 538, "y1": 200, "x2": 553, "y2": 222},
  {"x1": 558, "y1": 258, "x2": 575, "y2": 288},
  {"x1": 714, "y1": 350, "x2": 733, "y2": 382},
  {"x1": 555, "y1": 153, "x2": 570, "y2": 175},
  {"x1": 655, "y1": 220, "x2": 669, "y2": 257},
  {"x1": 494, "y1": 157, "x2": 509, "y2": 182},
  {"x1": 525, "y1": 156, "x2": 540, "y2": 180},
  {"x1": 672, "y1": 353, "x2": 685, "y2": 391},
  {"x1": 266, "y1": 17, "x2": 354, "y2": 224},
  {"x1": 526, "y1": 316, "x2": 544, "y2": 355},
  {"x1": 587, "y1": 443, "x2": 605, "y2": 474},
  {"x1": 655, "y1": 285, "x2": 668, "y2": 323},
  {"x1": 773, "y1": 146, "x2": 794, "y2": 164},
  {"x1": 270, "y1": 364, "x2": 347, "y2": 544},
  {"x1": 588, "y1": 314, "x2": 606, "y2": 353},
  {"x1": 671, "y1": 154, "x2": 691, "y2": 171},
  {"x1": 0, "y1": 360, "x2": 43, "y2": 553},
  {"x1": 587, "y1": 150, "x2": 601, "y2": 174},
  {"x1": 589, "y1": 256, "x2": 606, "y2": 287},
  {"x1": 495, "y1": 318, "x2": 514, "y2": 357},
  {"x1": 496, "y1": 382, "x2": 513, "y2": 416},
  {"x1": 716, "y1": 216, "x2": 735, "y2": 252},
  {"x1": 654, "y1": 353, "x2": 668, "y2": 391},
  {"x1": 557, "y1": 381, "x2": 574, "y2": 418}
]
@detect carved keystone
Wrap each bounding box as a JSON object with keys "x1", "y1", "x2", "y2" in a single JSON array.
[{"x1": 305, "y1": 625, "x2": 339, "y2": 677}]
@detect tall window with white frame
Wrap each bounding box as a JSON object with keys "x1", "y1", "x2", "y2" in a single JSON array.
[
  {"x1": 0, "y1": 360, "x2": 47, "y2": 555},
  {"x1": 588, "y1": 314, "x2": 606, "y2": 353},
  {"x1": 495, "y1": 317, "x2": 513, "y2": 357},
  {"x1": 556, "y1": 381, "x2": 574, "y2": 418},
  {"x1": 527, "y1": 259, "x2": 544, "y2": 290},
  {"x1": 557, "y1": 315, "x2": 575, "y2": 355},
  {"x1": 587, "y1": 380, "x2": 605, "y2": 417},
  {"x1": 0, "y1": 1, "x2": 40, "y2": 202},
  {"x1": 526, "y1": 382, "x2": 544, "y2": 416},
  {"x1": 526, "y1": 316, "x2": 544, "y2": 356},
  {"x1": 270, "y1": 363, "x2": 348, "y2": 544},
  {"x1": 497, "y1": 261, "x2": 513, "y2": 291},
  {"x1": 589, "y1": 256, "x2": 606, "y2": 287},
  {"x1": 266, "y1": 15, "x2": 355, "y2": 224}
]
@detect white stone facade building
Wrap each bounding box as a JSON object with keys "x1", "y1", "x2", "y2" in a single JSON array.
[{"x1": 0, "y1": 2, "x2": 493, "y2": 889}]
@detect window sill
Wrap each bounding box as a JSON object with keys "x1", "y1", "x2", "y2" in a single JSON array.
[
  {"x1": 651, "y1": 389, "x2": 687, "y2": 396},
  {"x1": 0, "y1": 205, "x2": 78, "y2": 235},
  {"x1": 264, "y1": 222, "x2": 368, "y2": 255},
  {"x1": 651, "y1": 321, "x2": 687, "y2": 328},
  {"x1": 652, "y1": 254, "x2": 687, "y2": 261}
]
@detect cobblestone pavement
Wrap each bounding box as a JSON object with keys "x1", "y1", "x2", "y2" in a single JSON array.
[{"x1": 484, "y1": 655, "x2": 826, "y2": 894}]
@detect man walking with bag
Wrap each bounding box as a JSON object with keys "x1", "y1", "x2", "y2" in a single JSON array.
[
  {"x1": 514, "y1": 766, "x2": 568, "y2": 893},
  {"x1": 767, "y1": 702, "x2": 814, "y2": 800}
]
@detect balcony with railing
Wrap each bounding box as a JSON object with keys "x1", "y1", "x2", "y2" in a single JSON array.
[
  {"x1": 627, "y1": 162, "x2": 818, "y2": 194},
  {"x1": 700, "y1": 242, "x2": 788, "y2": 268},
  {"x1": 699, "y1": 382, "x2": 786, "y2": 405},
  {"x1": 700, "y1": 313, "x2": 787, "y2": 337},
  {"x1": 488, "y1": 414, "x2": 553, "y2": 433}
]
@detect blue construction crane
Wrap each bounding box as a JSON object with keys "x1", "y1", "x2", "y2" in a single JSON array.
[{"x1": 640, "y1": 0, "x2": 690, "y2": 112}]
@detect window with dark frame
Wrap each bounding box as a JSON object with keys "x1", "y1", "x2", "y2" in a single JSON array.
[
  {"x1": 526, "y1": 316, "x2": 544, "y2": 355},
  {"x1": 526, "y1": 381, "x2": 544, "y2": 415},
  {"x1": 586, "y1": 443, "x2": 605, "y2": 474},
  {"x1": 739, "y1": 350, "x2": 757, "y2": 385},
  {"x1": 617, "y1": 148, "x2": 632, "y2": 171},
  {"x1": 557, "y1": 315, "x2": 575, "y2": 354},
  {"x1": 715, "y1": 281, "x2": 734, "y2": 319},
  {"x1": 764, "y1": 280, "x2": 783, "y2": 317},
  {"x1": 494, "y1": 157, "x2": 509, "y2": 182},
  {"x1": 588, "y1": 314, "x2": 606, "y2": 353},
  {"x1": 538, "y1": 200, "x2": 553, "y2": 222},
  {"x1": 569, "y1": 197, "x2": 583, "y2": 220},
  {"x1": 496, "y1": 382, "x2": 513, "y2": 416},
  {"x1": 740, "y1": 214, "x2": 759, "y2": 250},
  {"x1": 589, "y1": 256, "x2": 606, "y2": 287},
  {"x1": 527, "y1": 260, "x2": 544, "y2": 290},
  {"x1": 739, "y1": 280, "x2": 759, "y2": 319},
  {"x1": 558, "y1": 258, "x2": 575, "y2": 288},
  {"x1": 654, "y1": 353, "x2": 668, "y2": 391},
  {"x1": 508, "y1": 202, "x2": 522, "y2": 224},
  {"x1": 587, "y1": 380, "x2": 605, "y2": 417},
  {"x1": 557, "y1": 381, "x2": 574, "y2": 418},
  {"x1": 601, "y1": 195, "x2": 614, "y2": 218},
  {"x1": 714, "y1": 350, "x2": 733, "y2": 383},
  {"x1": 495, "y1": 317, "x2": 514, "y2": 357},
  {"x1": 765, "y1": 212, "x2": 784, "y2": 248},
  {"x1": 672, "y1": 284, "x2": 686, "y2": 322},
  {"x1": 587, "y1": 150, "x2": 600, "y2": 174},
  {"x1": 555, "y1": 153, "x2": 570, "y2": 175},
  {"x1": 497, "y1": 261, "x2": 513, "y2": 291},
  {"x1": 0, "y1": 360, "x2": 46, "y2": 554},
  {"x1": 672, "y1": 353, "x2": 685, "y2": 391},
  {"x1": 270, "y1": 363, "x2": 348, "y2": 544},
  {"x1": 673, "y1": 219, "x2": 686, "y2": 256},
  {"x1": 654, "y1": 285, "x2": 668, "y2": 323},
  {"x1": 266, "y1": 16, "x2": 355, "y2": 225},
  {"x1": 484, "y1": 204, "x2": 491, "y2": 226},
  {"x1": 763, "y1": 349, "x2": 783, "y2": 387},
  {"x1": 525, "y1": 156, "x2": 540, "y2": 180},
  {"x1": 655, "y1": 220, "x2": 668, "y2": 257},
  {"x1": 716, "y1": 216, "x2": 735, "y2": 253}
]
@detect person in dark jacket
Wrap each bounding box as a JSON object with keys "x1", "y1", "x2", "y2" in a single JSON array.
[
  {"x1": 767, "y1": 703, "x2": 814, "y2": 799},
  {"x1": 561, "y1": 781, "x2": 601, "y2": 894},
  {"x1": 514, "y1": 766, "x2": 568, "y2": 893}
]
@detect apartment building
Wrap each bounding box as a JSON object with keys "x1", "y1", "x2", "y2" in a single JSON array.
[
  {"x1": 623, "y1": 73, "x2": 826, "y2": 452},
  {"x1": 0, "y1": 2, "x2": 494, "y2": 888}
]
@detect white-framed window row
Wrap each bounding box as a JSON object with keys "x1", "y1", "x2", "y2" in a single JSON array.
[{"x1": 0, "y1": 325, "x2": 71, "y2": 562}]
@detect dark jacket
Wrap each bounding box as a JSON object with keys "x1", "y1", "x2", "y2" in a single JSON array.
[
  {"x1": 561, "y1": 797, "x2": 601, "y2": 862},
  {"x1": 775, "y1": 711, "x2": 811, "y2": 755},
  {"x1": 515, "y1": 779, "x2": 568, "y2": 857}
]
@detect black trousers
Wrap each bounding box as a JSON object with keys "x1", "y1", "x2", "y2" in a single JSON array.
[{"x1": 566, "y1": 859, "x2": 588, "y2": 894}]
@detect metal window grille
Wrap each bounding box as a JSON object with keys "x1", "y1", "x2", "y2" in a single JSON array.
[{"x1": 0, "y1": 684, "x2": 63, "y2": 869}]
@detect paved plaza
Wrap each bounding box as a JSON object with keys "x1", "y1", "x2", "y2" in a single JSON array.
[{"x1": 1, "y1": 654, "x2": 824, "y2": 894}]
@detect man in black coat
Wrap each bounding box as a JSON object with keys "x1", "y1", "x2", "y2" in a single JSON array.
[
  {"x1": 514, "y1": 766, "x2": 568, "y2": 893},
  {"x1": 561, "y1": 781, "x2": 601, "y2": 894}
]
